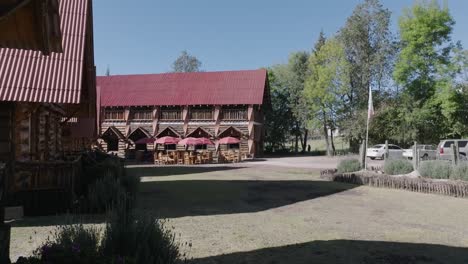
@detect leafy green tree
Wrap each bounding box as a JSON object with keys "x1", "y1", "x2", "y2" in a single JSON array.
[
  {"x1": 393, "y1": 0, "x2": 460, "y2": 143},
  {"x1": 287, "y1": 51, "x2": 311, "y2": 152},
  {"x1": 305, "y1": 38, "x2": 350, "y2": 156},
  {"x1": 172, "y1": 50, "x2": 202, "y2": 72},
  {"x1": 338, "y1": 0, "x2": 394, "y2": 151},
  {"x1": 264, "y1": 69, "x2": 295, "y2": 152}
]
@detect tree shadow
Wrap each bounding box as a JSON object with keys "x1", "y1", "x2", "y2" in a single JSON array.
[
  {"x1": 126, "y1": 166, "x2": 246, "y2": 177},
  {"x1": 136, "y1": 180, "x2": 356, "y2": 218},
  {"x1": 189, "y1": 239, "x2": 468, "y2": 264},
  {"x1": 9, "y1": 213, "x2": 106, "y2": 227}
]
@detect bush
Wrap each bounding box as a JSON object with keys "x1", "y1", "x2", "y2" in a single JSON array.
[
  {"x1": 86, "y1": 174, "x2": 127, "y2": 213},
  {"x1": 451, "y1": 163, "x2": 468, "y2": 181},
  {"x1": 384, "y1": 159, "x2": 414, "y2": 175},
  {"x1": 20, "y1": 224, "x2": 103, "y2": 264},
  {"x1": 20, "y1": 197, "x2": 185, "y2": 264},
  {"x1": 418, "y1": 160, "x2": 452, "y2": 179},
  {"x1": 337, "y1": 159, "x2": 361, "y2": 173},
  {"x1": 101, "y1": 199, "x2": 184, "y2": 264}
]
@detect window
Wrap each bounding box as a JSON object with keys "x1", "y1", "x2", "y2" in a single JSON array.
[
  {"x1": 222, "y1": 109, "x2": 247, "y2": 120},
  {"x1": 443, "y1": 141, "x2": 455, "y2": 148},
  {"x1": 458, "y1": 141, "x2": 468, "y2": 148},
  {"x1": 190, "y1": 108, "x2": 213, "y2": 120},
  {"x1": 160, "y1": 109, "x2": 182, "y2": 120},
  {"x1": 104, "y1": 110, "x2": 124, "y2": 120},
  {"x1": 131, "y1": 110, "x2": 152, "y2": 120}
]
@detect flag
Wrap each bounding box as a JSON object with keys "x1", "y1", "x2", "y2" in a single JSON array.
[{"x1": 368, "y1": 87, "x2": 374, "y2": 119}]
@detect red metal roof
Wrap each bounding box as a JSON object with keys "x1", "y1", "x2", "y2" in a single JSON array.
[
  {"x1": 98, "y1": 69, "x2": 268, "y2": 107},
  {"x1": 0, "y1": 0, "x2": 89, "y2": 104}
]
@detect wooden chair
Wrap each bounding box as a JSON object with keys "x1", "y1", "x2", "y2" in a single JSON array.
[
  {"x1": 154, "y1": 152, "x2": 160, "y2": 165},
  {"x1": 158, "y1": 152, "x2": 165, "y2": 165},
  {"x1": 177, "y1": 151, "x2": 184, "y2": 165}
]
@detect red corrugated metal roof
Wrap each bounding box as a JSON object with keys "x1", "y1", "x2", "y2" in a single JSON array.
[
  {"x1": 98, "y1": 69, "x2": 268, "y2": 107},
  {"x1": 0, "y1": 0, "x2": 89, "y2": 104}
]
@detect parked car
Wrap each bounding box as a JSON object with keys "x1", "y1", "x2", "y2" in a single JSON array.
[
  {"x1": 437, "y1": 139, "x2": 468, "y2": 160},
  {"x1": 403, "y1": 145, "x2": 437, "y2": 160},
  {"x1": 366, "y1": 144, "x2": 404, "y2": 160}
]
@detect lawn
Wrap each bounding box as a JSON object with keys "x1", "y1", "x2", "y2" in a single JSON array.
[{"x1": 9, "y1": 159, "x2": 468, "y2": 263}]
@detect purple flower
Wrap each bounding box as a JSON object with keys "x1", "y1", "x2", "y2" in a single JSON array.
[
  {"x1": 117, "y1": 256, "x2": 125, "y2": 264},
  {"x1": 71, "y1": 243, "x2": 81, "y2": 253},
  {"x1": 41, "y1": 245, "x2": 51, "y2": 256}
]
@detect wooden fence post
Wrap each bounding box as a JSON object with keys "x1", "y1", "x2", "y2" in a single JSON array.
[
  {"x1": 384, "y1": 140, "x2": 389, "y2": 160},
  {"x1": 451, "y1": 144, "x2": 458, "y2": 167},
  {"x1": 413, "y1": 141, "x2": 418, "y2": 170},
  {"x1": 359, "y1": 141, "x2": 366, "y2": 170}
]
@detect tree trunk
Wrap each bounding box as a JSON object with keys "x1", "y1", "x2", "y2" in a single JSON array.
[
  {"x1": 302, "y1": 129, "x2": 308, "y2": 153},
  {"x1": 295, "y1": 134, "x2": 299, "y2": 153},
  {"x1": 330, "y1": 129, "x2": 336, "y2": 156},
  {"x1": 322, "y1": 112, "x2": 331, "y2": 156}
]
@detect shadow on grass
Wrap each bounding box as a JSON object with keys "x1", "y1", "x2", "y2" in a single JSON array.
[
  {"x1": 126, "y1": 166, "x2": 246, "y2": 177},
  {"x1": 9, "y1": 214, "x2": 106, "y2": 227},
  {"x1": 189, "y1": 239, "x2": 468, "y2": 264},
  {"x1": 136, "y1": 180, "x2": 356, "y2": 218}
]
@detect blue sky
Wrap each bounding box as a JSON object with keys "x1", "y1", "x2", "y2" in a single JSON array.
[{"x1": 93, "y1": 0, "x2": 468, "y2": 76}]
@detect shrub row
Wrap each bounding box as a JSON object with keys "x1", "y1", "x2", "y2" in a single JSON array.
[
  {"x1": 337, "y1": 159, "x2": 361, "y2": 173},
  {"x1": 419, "y1": 161, "x2": 468, "y2": 181},
  {"x1": 384, "y1": 159, "x2": 413, "y2": 175}
]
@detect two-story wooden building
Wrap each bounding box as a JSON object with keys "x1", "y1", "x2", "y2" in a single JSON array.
[
  {"x1": 97, "y1": 69, "x2": 269, "y2": 158},
  {"x1": 0, "y1": 0, "x2": 96, "y2": 215}
]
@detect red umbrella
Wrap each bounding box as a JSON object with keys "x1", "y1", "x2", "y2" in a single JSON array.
[
  {"x1": 135, "y1": 137, "x2": 156, "y2": 144},
  {"x1": 178, "y1": 137, "x2": 203, "y2": 146},
  {"x1": 198, "y1": 137, "x2": 214, "y2": 145},
  {"x1": 155, "y1": 136, "x2": 180, "y2": 145},
  {"x1": 218, "y1": 137, "x2": 240, "y2": 144}
]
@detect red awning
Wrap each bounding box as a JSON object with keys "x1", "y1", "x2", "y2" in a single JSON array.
[
  {"x1": 155, "y1": 136, "x2": 180, "y2": 145},
  {"x1": 178, "y1": 137, "x2": 203, "y2": 146},
  {"x1": 218, "y1": 137, "x2": 240, "y2": 144}
]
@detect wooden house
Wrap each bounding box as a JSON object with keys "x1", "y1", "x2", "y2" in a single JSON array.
[
  {"x1": 0, "y1": 0, "x2": 62, "y2": 54},
  {"x1": 0, "y1": 0, "x2": 96, "y2": 215},
  {"x1": 97, "y1": 69, "x2": 270, "y2": 159}
]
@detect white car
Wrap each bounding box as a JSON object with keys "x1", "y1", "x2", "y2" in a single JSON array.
[
  {"x1": 366, "y1": 144, "x2": 404, "y2": 160},
  {"x1": 437, "y1": 139, "x2": 468, "y2": 160},
  {"x1": 403, "y1": 145, "x2": 436, "y2": 160}
]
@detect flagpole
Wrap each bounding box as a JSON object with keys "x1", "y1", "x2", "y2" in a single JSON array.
[
  {"x1": 365, "y1": 85, "x2": 372, "y2": 170},
  {"x1": 365, "y1": 109, "x2": 370, "y2": 170}
]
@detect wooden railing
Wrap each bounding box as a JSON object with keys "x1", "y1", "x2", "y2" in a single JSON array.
[
  {"x1": 160, "y1": 110, "x2": 182, "y2": 121},
  {"x1": 222, "y1": 109, "x2": 247, "y2": 120},
  {"x1": 190, "y1": 110, "x2": 213, "y2": 120},
  {"x1": 13, "y1": 157, "x2": 82, "y2": 193}
]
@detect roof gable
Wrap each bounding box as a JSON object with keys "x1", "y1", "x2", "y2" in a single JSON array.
[
  {"x1": 0, "y1": 0, "x2": 90, "y2": 104},
  {"x1": 97, "y1": 69, "x2": 268, "y2": 107}
]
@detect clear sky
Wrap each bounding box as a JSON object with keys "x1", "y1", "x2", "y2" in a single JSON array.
[{"x1": 93, "y1": 0, "x2": 468, "y2": 76}]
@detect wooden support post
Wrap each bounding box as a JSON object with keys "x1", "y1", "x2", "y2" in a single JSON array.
[{"x1": 0, "y1": 163, "x2": 10, "y2": 264}]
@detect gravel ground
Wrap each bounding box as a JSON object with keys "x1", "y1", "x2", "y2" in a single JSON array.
[{"x1": 9, "y1": 156, "x2": 468, "y2": 263}]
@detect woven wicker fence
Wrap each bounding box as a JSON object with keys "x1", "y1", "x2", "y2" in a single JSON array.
[{"x1": 321, "y1": 171, "x2": 468, "y2": 198}]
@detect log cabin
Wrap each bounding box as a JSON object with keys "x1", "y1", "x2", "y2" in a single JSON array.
[
  {"x1": 0, "y1": 0, "x2": 62, "y2": 54},
  {"x1": 0, "y1": 0, "x2": 96, "y2": 216},
  {"x1": 97, "y1": 69, "x2": 270, "y2": 160}
]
